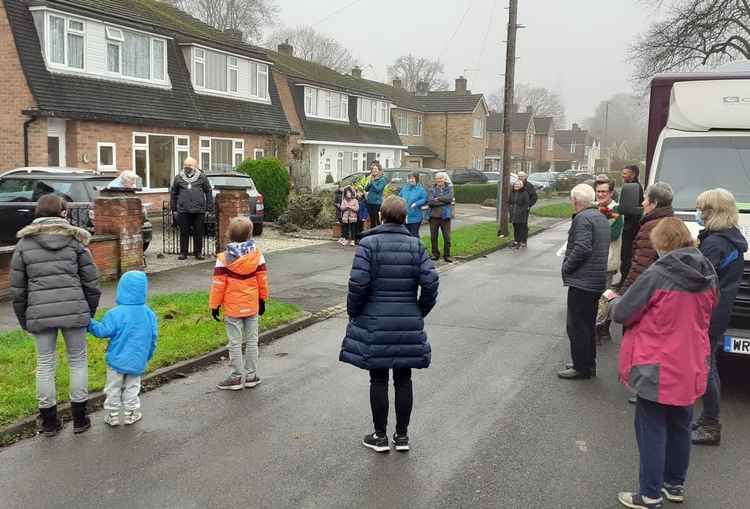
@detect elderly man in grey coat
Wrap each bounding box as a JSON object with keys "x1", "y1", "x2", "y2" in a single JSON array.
[{"x1": 558, "y1": 184, "x2": 611, "y2": 380}]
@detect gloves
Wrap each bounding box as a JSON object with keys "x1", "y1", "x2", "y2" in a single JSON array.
[
  {"x1": 258, "y1": 299, "x2": 266, "y2": 316},
  {"x1": 211, "y1": 307, "x2": 221, "y2": 322}
]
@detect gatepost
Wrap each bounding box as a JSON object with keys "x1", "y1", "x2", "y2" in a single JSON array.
[
  {"x1": 94, "y1": 187, "x2": 144, "y2": 274},
  {"x1": 214, "y1": 185, "x2": 251, "y2": 252}
]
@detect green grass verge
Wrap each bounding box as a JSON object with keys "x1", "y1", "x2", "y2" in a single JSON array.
[
  {"x1": 0, "y1": 292, "x2": 301, "y2": 427},
  {"x1": 421, "y1": 221, "x2": 541, "y2": 258},
  {"x1": 531, "y1": 202, "x2": 574, "y2": 218}
]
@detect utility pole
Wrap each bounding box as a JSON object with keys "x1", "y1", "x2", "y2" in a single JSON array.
[{"x1": 497, "y1": 0, "x2": 519, "y2": 236}]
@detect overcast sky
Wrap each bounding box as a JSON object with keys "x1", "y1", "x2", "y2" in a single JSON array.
[{"x1": 270, "y1": 0, "x2": 652, "y2": 126}]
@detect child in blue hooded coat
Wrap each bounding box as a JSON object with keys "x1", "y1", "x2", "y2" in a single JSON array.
[{"x1": 88, "y1": 271, "x2": 158, "y2": 426}]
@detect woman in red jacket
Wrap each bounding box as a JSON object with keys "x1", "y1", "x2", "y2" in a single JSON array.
[{"x1": 607, "y1": 218, "x2": 718, "y2": 509}]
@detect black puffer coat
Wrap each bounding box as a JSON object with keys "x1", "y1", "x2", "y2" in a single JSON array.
[
  {"x1": 170, "y1": 169, "x2": 214, "y2": 214},
  {"x1": 509, "y1": 188, "x2": 530, "y2": 224},
  {"x1": 340, "y1": 223, "x2": 439, "y2": 370},
  {"x1": 562, "y1": 206, "x2": 610, "y2": 293},
  {"x1": 11, "y1": 218, "x2": 101, "y2": 332}
]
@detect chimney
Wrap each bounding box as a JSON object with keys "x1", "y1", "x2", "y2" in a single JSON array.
[
  {"x1": 392, "y1": 78, "x2": 402, "y2": 89},
  {"x1": 277, "y1": 39, "x2": 293, "y2": 56},
  {"x1": 572, "y1": 123, "x2": 580, "y2": 130},
  {"x1": 525, "y1": 105, "x2": 533, "y2": 114},
  {"x1": 224, "y1": 28, "x2": 243, "y2": 43},
  {"x1": 455, "y1": 75, "x2": 467, "y2": 95},
  {"x1": 416, "y1": 81, "x2": 429, "y2": 96},
  {"x1": 351, "y1": 66, "x2": 362, "y2": 79}
]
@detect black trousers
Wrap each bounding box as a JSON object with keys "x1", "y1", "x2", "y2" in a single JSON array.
[
  {"x1": 566, "y1": 286, "x2": 601, "y2": 376},
  {"x1": 342, "y1": 222, "x2": 356, "y2": 240},
  {"x1": 369, "y1": 368, "x2": 413, "y2": 435},
  {"x1": 178, "y1": 212, "x2": 205, "y2": 257},
  {"x1": 620, "y1": 226, "x2": 637, "y2": 283},
  {"x1": 367, "y1": 204, "x2": 381, "y2": 227},
  {"x1": 429, "y1": 218, "x2": 451, "y2": 257},
  {"x1": 513, "y1": 222, "x2": 528, "y2": 243}
]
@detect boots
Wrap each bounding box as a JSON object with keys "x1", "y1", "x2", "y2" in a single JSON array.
[
  {"x1": 692, "y1": 423, "x2": 721, "y2": 445},
  {"x1": 71, "y1": 401, "x2": 91, "y2": 434},
  {"x1": 39, "y1": 405, "x2": 63, "y2": 437}
]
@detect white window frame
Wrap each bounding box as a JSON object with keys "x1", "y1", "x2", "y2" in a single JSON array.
[
  {"x1": 547, "y1": 135, "x2": 554, "y2": 152},
  {"x1": 570, "y1": 143, "x2": 576, "y2": 153},
  {"x1": 101, "y1": 24, "x2": 166, "y2": 84},
  {"x1": 192, "y1": 45, "x2": 269, "y2": 102},
  {"x1": 358, "y1": 97, "x2": 391, "y2": 127},
  {"x1": 199, "y1": 136, "x2": 246, "y2": 171},
  {"x1": 105, "y1": 27, "x2": 123, "y2": 75},
  {"x1": 528, "y1": 131, "x2": 534, "y2": 149},
  {"x1": 46, "y1": 12, "x2": 86, "y2": 71},
  {"x1": 234, "y1": 139, "x2": 245, "y2": 166},
  {"x1": 228, "y1": 56, "x2": 239, "y2": 94},
  {"x1": 151, "y1": 38, "x2": 166, "y2": 82},
  {"x1": 304, "y1": 86, "x2": 348, "y2": 121},
  {"x1": 414, "y1": 114, "x2": 423, "y2": 136},
  {"x1": 397, "y1": 111, "x2": 408, "y2": 135},
  {"x1": 473, "y1": 118, "x2": 484, "y2": 138},
  {"x1": 254, "y1": 148, "x2": 265, "y2": 160},
  {"x1": 132, "y1": 132, "x2": 187, "y2": 191},
  {"x1": 194, "y1": 48, "x2": 206, "y2": 88},
  {"x1": 96, "y1": 142, "x2": 117, "y2": 172}
]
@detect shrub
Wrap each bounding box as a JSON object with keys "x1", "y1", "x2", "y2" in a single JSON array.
[
  {"x1": 453, "y1": 184, "x2": 499, "y2": 204},
  {"x1": 284, "y1": 190, "x2": 337, "y2": 229},
  {"x1": 236, "y1": 158, "x2": 289, "y2": 220},
  {"x1": 482, "y1": 198, "x2": 497, "y2": 208}
]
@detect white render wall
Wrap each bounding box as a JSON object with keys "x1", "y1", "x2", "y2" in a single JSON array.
[{"x1": 307, "y1": 143, "x2": 398, "y2": 187}]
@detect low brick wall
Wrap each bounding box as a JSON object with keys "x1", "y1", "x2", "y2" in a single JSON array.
[{"x1": 0, "y1": 235, "x2": 119, "y2": 301}]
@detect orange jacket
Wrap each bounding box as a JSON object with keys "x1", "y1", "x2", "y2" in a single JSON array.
[{"x1": 209, "y1": 243, "x2": 269, "y2": 318}]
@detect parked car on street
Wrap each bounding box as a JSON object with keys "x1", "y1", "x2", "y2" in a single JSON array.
[
  {"x1": 446, "y1": 168, "x2": 489, "y2": 185},
  {"x1": 338, "y1": 168, "x2": 439, "y2": 195},
  {"x1": 484, "y1": 172, "x2": 518, "y2": 186},
  {"x1": 527, "y1": 172, "x2": 558, "y2": 191},
  {"x1": 205, "y1": 171, "x2": 265, "y2": 236},
  {"x1": 0, "y1": 168, "x2": 152, "y2": 249}
]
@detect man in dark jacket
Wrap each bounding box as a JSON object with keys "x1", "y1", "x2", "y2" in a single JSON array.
[
  {"x1": 340, "y1": 195, "x2": 439, "y2": 453},
  {"x1": 619, "y1": 165, "x2": 644, "y2": 284},
  {"x1": 170, "y1": 157, "x2": 214, "y2": 260},
  {"x1": 517, "y1": 171, "x2": 539, "y2": 208},
  {"x1": 558, "y1": 184, "x2": 610, "y2": 380}
]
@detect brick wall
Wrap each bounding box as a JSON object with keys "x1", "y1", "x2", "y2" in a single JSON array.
[
  {"x1": 273, "y1": 70, "x2": 303, "y2": 161},
  {"x1": 215, "y1": 189, "x2": 250, "y2": 251},
  {"x1": 95, "y1": 193, "x2": 145, "y2": 274},
  {"x1": 0, "y1": 4, "x2": 46, "y2": 172},
  {"x1": 394, "y1": 109, "x2": 425, "y2": 148},
  {"x1": 423, "y1": 113, "x2": 447, "y2": 167}
]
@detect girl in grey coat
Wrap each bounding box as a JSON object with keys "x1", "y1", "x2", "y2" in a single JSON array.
[{"x1": 11, "y1": 195, "x2": 101, "y2": 436}]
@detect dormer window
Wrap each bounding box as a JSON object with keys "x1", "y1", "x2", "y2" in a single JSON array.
[
  {"x1": 358, "y1": 98, "x2": 390, "y2": 127},
  {"x1": 191, "y1": 46, "x2": 269, "y2": 102},
  {"x1": 304, "y1": 87, "x2": 348, "y2": 121},
  {"x1": 48, "y1": 14, "x2": 85, "y2": 69}
]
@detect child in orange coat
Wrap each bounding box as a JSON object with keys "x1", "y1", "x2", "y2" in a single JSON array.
[{"x1": 210, "y1": 217, "x2": 269, "y2": 390}]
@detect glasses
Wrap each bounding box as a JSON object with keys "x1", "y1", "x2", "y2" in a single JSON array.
[{"x1": 596, "y1": 190, "x2": 611, "y2": 194}]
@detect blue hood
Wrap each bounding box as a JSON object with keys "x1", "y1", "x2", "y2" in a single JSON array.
[
  {"x1": 716, "y1": 226, "x2": 749, "y2": 254},
  {"x1": 116, "y1": 271, "x2": 148, "y2": 305}
]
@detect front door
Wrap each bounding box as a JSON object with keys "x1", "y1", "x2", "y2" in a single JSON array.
[{"x1": 47, "y1": 118, "x2": 66, "y2": 167}]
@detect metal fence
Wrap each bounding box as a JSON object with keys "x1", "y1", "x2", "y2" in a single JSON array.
[
  {"x1": 161, "y1": 201, "x2": 218, "y2": 256},
  {"x1": 66, "y1": 203, "x2": 93, "y2": 230}
]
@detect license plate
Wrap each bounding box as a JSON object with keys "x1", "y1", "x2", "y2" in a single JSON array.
[{"x1": 725, "y1": 336, "x2": 750, "y2": 355}]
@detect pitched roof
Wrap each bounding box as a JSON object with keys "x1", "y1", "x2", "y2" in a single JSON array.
[
  {"x1": 417, "y1": 92, "x2": 485, "y2": 113},
  {"x1": 555, "y1": 127, "x2": 589, "y2": 147},
  {"x1": 534, "y1": 117, "x2": 554, "y2": 135},
  {"x1": 406, "y1": 146, "x2": 438, "y2": 158},
  {"x1": 7, "y1": 0, "x2": 291, "y2": 135},
  {"x1": 487, "y1": 111, "x2": 532, "y2": 132}
]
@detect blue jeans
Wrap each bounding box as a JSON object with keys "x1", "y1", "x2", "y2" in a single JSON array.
[
  {"x1": 635, "y1": 397, "x2": 692, "y2": 498},
  {"x1": 699, "y1": 334, "x2": 721, "y2": 425}
]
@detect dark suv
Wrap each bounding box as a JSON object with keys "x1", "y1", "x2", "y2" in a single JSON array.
[
  {"x1": 446, "y1": 168, "x2": 489, "y2": 185},
  {"x1": 0, "y1": 168, "x2": 153, "y2": 249}
]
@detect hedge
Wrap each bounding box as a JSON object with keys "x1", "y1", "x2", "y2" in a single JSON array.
[
  {"x1": 236, "y1": 158, "x2": 289, "y2": 220},
  {"x1": 453, "y1": 184, "x2": 499, "y2": 204}
]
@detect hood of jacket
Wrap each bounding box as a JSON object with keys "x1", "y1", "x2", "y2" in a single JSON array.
[
  {"x1": 17, "y1": 217, "x2": 91, "y2": 249},
  {"x1": 224, "y1": 240, "x2": 262, "y2": 274},
  {"x1": 652, "y1": 247, "x2": 718, "y2": 292},
  {"x1": 116, "y1": 270, "x2": 148, "y2": 305},
  {"x1": 699, "y1": 226, "x2": 749, "y2": 254},
  {"x1": 359, "y1": 223, "x2": 410, "y2": 239},
  {"x1": 641, "y1": 205, "x2": 673, "y2": 225}
]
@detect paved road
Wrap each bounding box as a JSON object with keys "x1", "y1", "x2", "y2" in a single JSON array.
[{"x1": 5, "y1": 223, "x2": 750, "y2": 508}]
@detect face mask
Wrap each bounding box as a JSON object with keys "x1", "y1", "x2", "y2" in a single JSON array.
[{"x1": 696, "y1": 210, "x2": 705, "y2": 227}]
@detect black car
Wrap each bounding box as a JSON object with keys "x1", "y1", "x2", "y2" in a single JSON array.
[
  {"x1": 446, "y1": 168, "x2": 489, "y2": 185},
  {"x1": 0, "y1": 168, "x2": 153, "y2": 249},
  {"x1": 205, "y1": 172, "x2": 265, "y2": 236}
]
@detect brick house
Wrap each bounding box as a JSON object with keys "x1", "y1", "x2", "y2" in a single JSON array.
[
  {"x1": 533, "y1": 116, "x2": 555, "y2": 172},
  {"x1": 554, "y1": 123, "x2": 600, "y2": 172},
  {"x1": 1, "y1": 0, "x2": 291, "y2": 208},
  {"x1": 484, "y1": 106, "x2": 537, "y2": 173}
]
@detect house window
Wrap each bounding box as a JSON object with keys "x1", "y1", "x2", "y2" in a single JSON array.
[
  {"x1": 547, "y1": 135, "x2": 554, "y2": 152},
  {"x1": 358, "y1": 98, "x2": 390, "y2": 126},
  {"x1": 194, "y1": 48, "x2": 205, "y2": 88},
  {"x1": 528, "y1": 131, "x2": 534, "y2": 149},
  {"x1": 47, "y1": 14, "x2": 85, "y2": 69},
  {"x1": 152, "y1": 39, "x2": 165, "y2": 81},
  {"x1": 228, "y1": 56, "x2": 238, "y2": 93},
  {"x1": 397, "y1": 112, "x2": 408, "y2": 135},
  {"x1": 193, "y1": 47, "x2": 265, "y2": 98},
  {"x1": 413, "y1": 114, "x2": 423, "y2": 136},
  {"x1": 97, "y1": 143, "x2": 117, "y2": 172},
  {"x1": 176, "y1": 137, "x2": 190, "y2": 169},
  {"x1": 473, "y1": 118, "x2": 484, "y2": 138},
  {"x1": 253, "y1": 148, "x2": 265, "y2": 160},
  {"x1": 250, "y1": 61, "x2": 269, "y2": 100},
  {"x1": 104, "y1": 26, "x2": 166, "y2": 82},
  {"x1": 105, "y1": 27, "x2": 123, "y2": 74},
  {"x1": 570, "y1": 143, "x2": 576, "y2": 153},
  {"x1": 200, "y1": 137, "x2": 245, "y2": 171},
  {"x1": 133, "y1": 133, "x2": 180, "y2": 189},
  {"x1": 304, "y1": 86, "x2": 348, "y2": 121}
]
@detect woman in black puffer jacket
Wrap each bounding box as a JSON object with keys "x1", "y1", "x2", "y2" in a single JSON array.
[
  {"x1": 340, "y1": 195, "x2": 439, "y2": 453},
  {"x1": 692, "y1": 189, "x2": 748, "y2": 446},
  {"x1": 11, "y1": 195, "x2": 101, "y2": 436}
]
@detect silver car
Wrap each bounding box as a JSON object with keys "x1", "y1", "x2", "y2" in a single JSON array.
[{"x1": 205, "y1": 172, "x2": 265, "y2": 236}]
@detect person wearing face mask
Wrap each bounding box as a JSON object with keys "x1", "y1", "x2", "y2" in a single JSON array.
[
  {"x1": 170, "y1": 157, "x2": 214, "y2": 260},
  {"x1": 691, "y1": 189, "x2": 748, "y2": 446}
]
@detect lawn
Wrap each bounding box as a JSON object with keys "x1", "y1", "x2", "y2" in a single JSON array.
[
  {"x1": 421, "y1": 221, "x2": 541, "y2": 258},
  {"x1": 0, "y1": 292, "x2": 301, "y2": 427},
  {"x1": 531, "y1": 202, "x2": 574, "y2": 218}
]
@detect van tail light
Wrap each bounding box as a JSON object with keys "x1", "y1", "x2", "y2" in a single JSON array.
[{"x1": 256, "y1": 194, "x2": 264, "y2": 215}]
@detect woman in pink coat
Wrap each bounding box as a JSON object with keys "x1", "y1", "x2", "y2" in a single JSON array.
[{"x1": 606, "y1": 218, "x2": 718, "y2": 509}]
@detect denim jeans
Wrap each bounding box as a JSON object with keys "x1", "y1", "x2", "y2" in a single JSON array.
[
  {"x1": 34, "y1": 328, "x2": 88, "y2": 408},
  {"x1": 225, "y1": 316, "x2": 259, "y2": 378},
  {"x1": 369, "y1": 368, "x2": 413, "y2": 435},
  {"x1": 104, "y1": 367, "x2": 142, "y2": 412},
  {"x1": 635, "y1": 397, "x2": 693, "y2": 498},
  {"x1": 699, "y1": 334, "x2": 722, "y2": 425}
]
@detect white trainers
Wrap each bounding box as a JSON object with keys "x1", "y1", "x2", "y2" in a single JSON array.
[
  {"x1": 337, "y1": 238, "x2": 346, "y2": 245},
  {"x1": 123, "y1": 410, "x2": 142, "y2": 425},
  {"x1": 244, "y1": 375, "x2": 262, "y2": 388},
  {"x1": 104, "y1": 411, "x2": 120, "y2": 426},
  {"x1": 349, "y1": 240, "x2": 356, "y2": 246}
]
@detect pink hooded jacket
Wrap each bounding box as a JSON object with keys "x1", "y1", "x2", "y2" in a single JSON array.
[{"x1": 611, "y1": 247, "x2": 718, "y2": 406}]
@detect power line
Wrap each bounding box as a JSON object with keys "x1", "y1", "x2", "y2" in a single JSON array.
[
  {"x1": 477, "y1": 0, "x2": 499, "y2": 67},
  {"x1": 311, "y1": 0, "x2": 366, "y2": 28},
  {"x1": 439, "y1": 1, "x2": 475, "y2": 59}
]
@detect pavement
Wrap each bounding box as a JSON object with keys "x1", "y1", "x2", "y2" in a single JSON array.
[{"x1": 4, "y1": 222, "x2": 750, "y2": 508}]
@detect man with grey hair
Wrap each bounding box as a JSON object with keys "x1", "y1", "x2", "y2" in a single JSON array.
[
  {"x1": 618, "y1": 182, "x2": 674, "y2": 294},
  {"x1": 517, "y1": 171, "x2": 538, "y2": 208},
  {"x1": 170, "y1": 156, "x2": 214, "y2": 260},
  {"x1": 427, "y1": 172, "x2": 454, "y2": 262},
  {"x1": 558, "y1": 184, "x2": 611, "y2": 380}
]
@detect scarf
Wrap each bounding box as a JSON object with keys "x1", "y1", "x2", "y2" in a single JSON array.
[{"x1": 180, "y1": 167, "x2": 202, "y2": 185}]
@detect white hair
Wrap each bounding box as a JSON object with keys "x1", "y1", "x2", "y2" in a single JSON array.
[
  {"x1": 435, "y1": 171, "x2": 449, "y2": 181},
  {"x1": 570, "y1": 183, "x2": 596, "y2": 207}
]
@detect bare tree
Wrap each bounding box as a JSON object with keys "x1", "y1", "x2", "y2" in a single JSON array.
[
  {"x1": 630, "y1": 0, "x2": 750, "y2": 83},
  {"x1": 488, "y1": 83, "x2": 566, "y2": 127},
  {"x1": 585, "y1": 93, "x2": 648, "y2": 163},
  {"x1": 387, "y1": 55, "x2": 449, "y2": 92},
  {"x1": 266, "y1": 26, "x2": 358, "y2": 73},
  {"x1": 164, "y1": 0, "x2": 279, "y2": 42}
]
